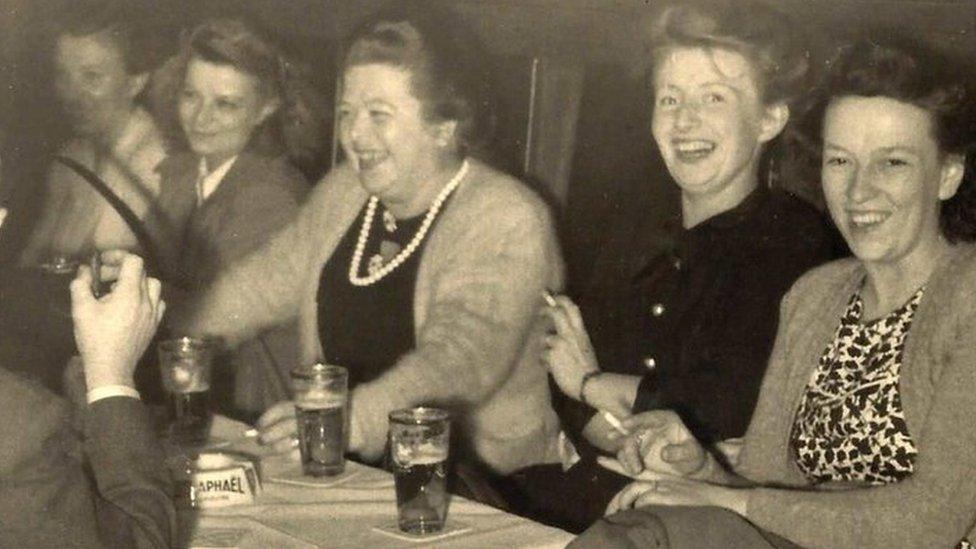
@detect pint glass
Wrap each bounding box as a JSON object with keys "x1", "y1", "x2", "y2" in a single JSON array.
[
  {"x1": 159, "y1": 337, "x2": 213, "y2": 445},
  {"x1": 291, "y1": 363, "x2": 348, "y2": 476},
  {"x1": 389, "y1": 407, "x2": 451, "y2": 535}
]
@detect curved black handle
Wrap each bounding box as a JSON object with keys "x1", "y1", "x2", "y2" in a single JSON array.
[{"x1": 54, "y1": 154, "x2": 188, "y2": 288}]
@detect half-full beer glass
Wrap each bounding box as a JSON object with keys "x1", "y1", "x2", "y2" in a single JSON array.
[
  {"x1": 389, "y1": 407, "x2": 451, "y2": 535},
  {"x1": 159, "y1": 337, "x2": 213, "y2": 445},
  {"x1": 291, "y1": 363, "x2": 348, "y2": 476}
]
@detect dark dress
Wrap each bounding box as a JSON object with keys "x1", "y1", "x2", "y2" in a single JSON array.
[
  {"x1": 509, "y1": 187, "x2": 836, "y2": 532},
  {"x1": 316, "y1": 202, "x2": 429, "y2": 389}
]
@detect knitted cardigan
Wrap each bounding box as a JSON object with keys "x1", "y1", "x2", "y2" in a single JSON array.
[
  {"x1": 737, "y1": 244, "x2": 976, "y2": 548},
  {"x1": 174, "y1": 158, "x2": 564, "y2": 474}
]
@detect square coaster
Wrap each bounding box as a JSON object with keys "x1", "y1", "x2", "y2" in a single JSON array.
[
  {"x1": 266, "y1": 462, "x2": 362, "y2": 488},
  {"x1": 190, "y1": 527, "x2": 249, "y2": 548},
  {"x1": 372, "y1": 521, "x2": 472, "y2": 543}
]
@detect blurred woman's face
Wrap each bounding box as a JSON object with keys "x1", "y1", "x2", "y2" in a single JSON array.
[
  {"x1": 338, "y1": 63, "x2": 446, "y2": 203},
  {"x1": 652, "y1": 47, "x2": 781, "y2": 200},
  {"x1": 54, "y1": 33, "x2": 143, "y2": 139},
  {"x1": 821, "y1": 96, "x2": 963, "y2": 268},
  {"x1": 178, "y1": 57, "x2": 276, "y2": 166}
]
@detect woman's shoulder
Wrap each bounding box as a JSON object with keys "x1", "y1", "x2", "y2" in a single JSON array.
[
  {"x1": 930, "y1": 244, "x2": 976, "y2": 310},
  {"x1": 451, "y1": 158, "x2": 553, "y2": 224},
  {"x1": 235, "y1": 153, "x2": 309, "y2": 195},
  {"x1": 788, "y1": 257, "x2": 862, "y2": 299}
]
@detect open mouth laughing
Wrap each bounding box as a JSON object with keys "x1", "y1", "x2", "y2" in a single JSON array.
[
  {"x1": 672, "y1": 139, "x2": 717, "y2": 162},
  {"x1": 354, "y1": 150, "x2": 389, "y2": 171},
  {"x1": 848, "y1": 210, "x2": 891, "y2": 230}
]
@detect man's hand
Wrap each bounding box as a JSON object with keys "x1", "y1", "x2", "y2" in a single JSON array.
[{"x1": 70, "y1": 254, "x2": 165, "y2": 390}]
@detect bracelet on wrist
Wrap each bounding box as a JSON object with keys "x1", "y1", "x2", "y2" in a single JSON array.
[{"x1": 579, "y1": 370, "x2": 602, "y2": 405}]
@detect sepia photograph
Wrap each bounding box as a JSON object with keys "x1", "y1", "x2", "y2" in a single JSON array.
[{"x1": 1, "y1": 0, "x2": 975, "y2": 546}]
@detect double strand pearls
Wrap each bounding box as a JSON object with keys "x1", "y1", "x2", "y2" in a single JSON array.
[{"x1": 348, "y1": 159, "x2": 469, "y2": 286}]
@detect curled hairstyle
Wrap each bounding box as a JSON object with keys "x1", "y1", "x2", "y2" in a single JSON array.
[
  {"x1": 152, "y1": 18, "x2": 327, "y2": 169},
  {"x1": 645, "y1": 0, "x2": 811, "y2": 106},
  {"x1": 342, "y1": 5, "x2": 493, "y2": 156},
  {"x1": 795, "y1": 38, "x2": 976, "y2": 242},
  {"x1": 53, "y1": 0, "x2": 165, "y2": 75}
]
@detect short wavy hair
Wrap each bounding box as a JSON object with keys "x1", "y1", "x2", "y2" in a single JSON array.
[
  {"x1": 341, "y1": 4, "x2": 493, "y2": 156},
  {"x1": 794, "y1": 37, "x2": 976, "y2": 242},
  {"x1": 644, "y1": 0, "x2": 811, "y2": 106},
  {"x1": 151, "y1": 18, "x2": 328, "y2": 167}
]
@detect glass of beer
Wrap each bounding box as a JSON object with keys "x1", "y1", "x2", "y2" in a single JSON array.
[
  {"x1": 159, "y1": 337, "x2": 213, "y2": 445},
  {"x1": 291, "y1": 363, "x2": 348, "y2": 476},
  {"x1": 389, "y1": 407, "x2": 451, "y2": 535}
]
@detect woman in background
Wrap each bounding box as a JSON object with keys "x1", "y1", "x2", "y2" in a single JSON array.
[
  {"x1": 20, "y1": 4, "x2": 170, "y2": 266},
  {"x1": 152, "y1": 18, "x2": 319, "y2": 418},
  {"x1": 519, "y1": 0, "x2": 833, "y2": 531},
  {"x1": 579, "y1": 37, "x2": 976, "y2": 549}
]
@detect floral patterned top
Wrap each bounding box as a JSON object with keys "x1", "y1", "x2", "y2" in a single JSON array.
[{"x1": 790, "y1": 287, "x2": 923, "y2": 485}]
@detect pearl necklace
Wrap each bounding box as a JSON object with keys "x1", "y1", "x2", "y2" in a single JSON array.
[{"x1": 348, "y1": 159, "x2": 469, "y2": 286}]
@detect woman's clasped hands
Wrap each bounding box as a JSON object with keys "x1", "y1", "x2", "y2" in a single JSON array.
[{"x1": 613, "y1": 410, "x2": 708, "y2": 478}]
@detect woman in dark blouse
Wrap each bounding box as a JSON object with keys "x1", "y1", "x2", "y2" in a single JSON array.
[{"x1": 519, "y1": 0, "x2": 834, "y2": 530}]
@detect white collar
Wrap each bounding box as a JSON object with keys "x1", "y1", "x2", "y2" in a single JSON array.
[{"x1": 196, "y1": 155, "x2": 238, "y2": 205}]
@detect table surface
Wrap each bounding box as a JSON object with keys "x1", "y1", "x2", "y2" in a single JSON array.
[{"x1": 182, "y1": 416, "x2": 574, "y2": 548}]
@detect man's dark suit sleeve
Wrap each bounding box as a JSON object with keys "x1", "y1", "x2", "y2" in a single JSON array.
[{"x1": 84, "y1": 397, "x2": 177, "y2": 548}]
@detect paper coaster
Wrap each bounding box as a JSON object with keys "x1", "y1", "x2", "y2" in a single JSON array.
[
  {"x1": 190, "y1": 527, "x2": 249, "y2": 548},
  {"x1": 372, "y1": 521, "x2": 472, "y2": 543},
  {"x1": 266, "y1": 464, "x2": 363, "y2": 488}
]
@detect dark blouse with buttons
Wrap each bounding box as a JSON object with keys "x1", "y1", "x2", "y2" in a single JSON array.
[{"x1": 555, "y1": 187, "x2": 837, "y2": 452}]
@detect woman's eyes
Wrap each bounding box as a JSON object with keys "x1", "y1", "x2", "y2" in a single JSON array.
[
  {"x1": 215, "y1": 99, "x2": 241, "y2": 111},
  {"x1": 823, "y1": 156, "x2": 850, "y2": 168},
  {"x1": 883, "y1": 158, "x2": 911, "y2": 168},
  {"x1": 703, "y1": 92, "x2": 726, "y2": 104},
  {"x1": 369, "y1": 110, "x2": 392, "y2": 122},
  {"x1": 657, "y1": 95, "x2": 678, "y2": 107}
]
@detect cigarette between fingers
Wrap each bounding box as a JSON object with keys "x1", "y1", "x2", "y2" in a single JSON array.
[
  {"x1": 602, "y1": 411, "x2": 630, "y2": 435},
  {"x1": 543, "y1": 290, "x2": 558, "y2": 307}
]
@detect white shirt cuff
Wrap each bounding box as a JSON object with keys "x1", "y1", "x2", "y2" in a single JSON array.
[{"x1": 87, "y1": 384, "x2": 140, "y2": 404}]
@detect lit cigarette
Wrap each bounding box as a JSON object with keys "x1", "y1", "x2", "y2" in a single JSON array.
[
  {"x1": 542, "y1": 290, "x2": 558, "y2": 307},
  {"x1": 602, "y1": 411, "x2": 630, "y2": 435},
  {"x1": 243, "y1": 428, "x2": 259, "y2": 438}
]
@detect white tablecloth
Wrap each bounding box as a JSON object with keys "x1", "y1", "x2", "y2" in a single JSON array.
[{"x1": 182, "y1": 416, "x2": 573, "y2": 548}]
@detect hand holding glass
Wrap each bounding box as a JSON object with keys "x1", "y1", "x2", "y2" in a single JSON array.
[{"x1": 291, "y1": 363, "x2": 348, "y2": 477}]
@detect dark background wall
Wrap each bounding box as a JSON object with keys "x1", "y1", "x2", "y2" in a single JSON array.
[{"x1": 2, "y1": 0, "x2": 975, "y2": 280}]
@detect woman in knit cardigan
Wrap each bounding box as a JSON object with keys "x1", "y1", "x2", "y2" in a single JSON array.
[
  {"x1": 161, "y1": 7, "x2": 563, "y2": 475},
  {"x1": 572, "y1": 39, "x2": 976, "y2": 548}
]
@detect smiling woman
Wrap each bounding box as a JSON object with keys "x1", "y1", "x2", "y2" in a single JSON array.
[
  {"x1": 519, "y1": 0, "x2": 835, "y2": 531},
  {"x1": 178, "y1": 58, "x2": 278, "y2": 169},
  {"x1": 146, "y1": 19, "x2": 316, "y2": 417},
  {"x1": 19, "y1": 3, "x2": 170, "y2": 266}
]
